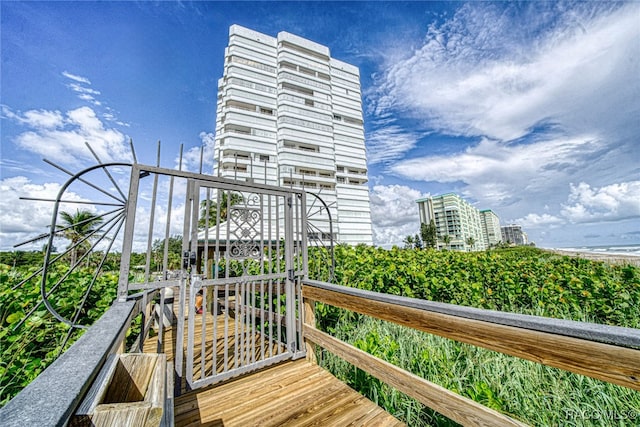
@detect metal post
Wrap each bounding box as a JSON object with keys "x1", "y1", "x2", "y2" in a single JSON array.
[
  {"x1": 175, "y1": 179, "x2": 194, "y2": 394},
  {"x1": 284, "y1": 194, "x2": 296, "y2": 353},
  {"x1": 118, "y1": 164, "x2": 142, "y2": 301}
]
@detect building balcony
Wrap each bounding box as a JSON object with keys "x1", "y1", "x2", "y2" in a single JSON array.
[
  {"x1": 277, "y1": 150, "x2": 335, "y2": 168},
  {"x1": 277, "y1": 51, "x2": 330, "y2": 74}
]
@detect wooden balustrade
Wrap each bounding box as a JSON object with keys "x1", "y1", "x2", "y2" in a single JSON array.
[{"x1": 302, "y1": 280, "x2": 640, "y2": 426}]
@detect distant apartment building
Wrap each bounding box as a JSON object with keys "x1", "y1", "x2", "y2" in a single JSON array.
[
  {"x1": 501, "y1": 224, "x2": 528, "y2": 246},
  {"x1": 417, "y1": 193, "x2": 487, "y2": 251},
  {"x1": 480, "y1": 209, "x2": 502, "y2": 248},
  {"x1": 213, "y1": 25, "x2": 373, "y2": 245}
]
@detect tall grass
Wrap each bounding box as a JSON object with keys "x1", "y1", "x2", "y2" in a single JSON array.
[{"x1": 319, "y1": 313, "x2": 640, "y2": 427}]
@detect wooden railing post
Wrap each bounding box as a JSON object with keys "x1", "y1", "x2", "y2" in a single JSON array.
[{"x1": 303, "y1": 297, "x2": 317, "y2": 364}]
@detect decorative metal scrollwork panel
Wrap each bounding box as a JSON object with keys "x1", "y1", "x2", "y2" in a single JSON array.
[{"x1": 228, "y1": 193, "x2": 262, "y2": 260}]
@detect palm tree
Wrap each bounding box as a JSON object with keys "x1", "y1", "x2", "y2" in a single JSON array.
[
  {"x1": 198, "y1": 192, "x2": 243, "y2": 229},
  {"x1": 57, "y1": 209, "x2": 103, "y2": 265},
  {"x1": 441, "y1": 234, "x2": 451, "y2": 250},
  {"x1": 465, "y1": 236, "x2": 476, "y2": 251},
  {"x1": 402, "y1": 235, "x2": 415, "y2": 249}
]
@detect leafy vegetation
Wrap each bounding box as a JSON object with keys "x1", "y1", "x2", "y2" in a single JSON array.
[
  {"x1": 319, "y1": 245, "x2": 639, "y2": 328},
  {"x1": 312, "y1": 245, "x2": 640, "y2": 426},
  {"x1": 150, "y1": 235, "x2": 183, "y2": 271},
  {"x1": 0, "y1": 251, "x2": 45, "y2": 268},
  {"x1": 322, "y1": 316, "x2": 640, "y2": 427},
  {"x1": 0, "y1": 263, "x2": 118, "y2": 406}
]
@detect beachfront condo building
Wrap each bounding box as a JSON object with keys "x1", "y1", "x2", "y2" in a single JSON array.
[
  {"x1": 480, "y1": 209, "x2": 502, "y2": 248},
  {"x1": 213, "y1": 25, "x2": 373, "y2": 245},
  {"x1": 417, "y1": 193, "x2": 487, "y2": 251},
  {"x1": 501, "y1": 224, "x2": 528, "y2": 246}
]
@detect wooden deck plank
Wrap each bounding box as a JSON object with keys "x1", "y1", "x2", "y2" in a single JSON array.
[
  {"x1": 174, "y1": 359, "x2": 404, "y2": 427},
  {"x1": 173, "y1": 363, "x2": 328, "y2": 426},
  {"x1": 278, "y1": 385, "x2": 374, "y2": 426},
  {"x1": 212, "y1": 374, "x2": 342, "y2": 425},
  {"x1": 173, "y1": 362, "x2": 324, "y2": 423},
  {"x1": 226, "y1": 366, "x2": 349, "y2": 425}
]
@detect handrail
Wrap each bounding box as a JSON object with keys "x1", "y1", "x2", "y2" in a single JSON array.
[
  {"x1": 302, "y1": 280, "x2": 640, "y2": 425},
  {"x1": 0, "y1": 300, "x2": 138, "y2": 426},
  {"x1": 303, "y1": 279, "x2": 640, "y2": 349}
]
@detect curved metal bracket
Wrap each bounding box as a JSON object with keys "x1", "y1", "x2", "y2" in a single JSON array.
[
  {"x1": 40, "y1": 162, "x2": 132, "y2": 329},
  {"x1": 305, "y1": 191, "x2": 336, "y2": 282}
]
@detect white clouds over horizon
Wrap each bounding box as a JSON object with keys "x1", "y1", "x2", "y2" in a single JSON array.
[
  {"x1": 561, "y1": 181, "x2": 640, "y2": 224},
  {"x1": 390, "y1": 135, "x2": 602, "y2": 207},
  {"x1": 0, "y1": 176, "x2": 92, "y2": 250},
  {"x1": 514, "y1": 180, "x2": 640, "y2": 229},
  {"x1": 369, "y1": 184, "x2": 428, "y2": 247}
]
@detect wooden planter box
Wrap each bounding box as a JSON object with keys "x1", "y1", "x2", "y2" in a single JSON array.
[{"x1": 72, "y1": 353, "x2": 168, "y2": 427}]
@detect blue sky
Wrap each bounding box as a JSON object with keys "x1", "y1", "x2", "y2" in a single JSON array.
[{"x1": 1, "y1": 1, "x2": 639, "y2": 251}]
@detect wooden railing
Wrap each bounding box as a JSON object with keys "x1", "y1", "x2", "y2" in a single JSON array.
[{"x1": 302, "y1": 280, "x2": 640, "y2": 427}]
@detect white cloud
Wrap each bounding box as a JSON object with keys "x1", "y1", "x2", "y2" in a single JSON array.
[
  {"x1": 369, "y1": 184, "x2": 428, "y2": 247},
  {"x1": 1, "y1": 105, "x2": 64, "y2": 130},
  {"x1": 515, "y1": 213, "x2": 564, "y2": 229},
  {"x1": 0, "y1": 176, "x2": 92, "y2": 250},
  {"x1": 371, "y1": 1, "x2": 640, "y2": 155},
  {"x1": 127, "y1": 201, "x2": 186, "y2": 253},
  {"x1": 366, "y1": 122, "x2": 420, "y2": 164},
  {"x1": 22, "y1": 109, "x2": 65, "y2": 129},
  {"x1": 68, "y1": 83, "x2": 100, "y2": 96},
  {"x1": 6, "y1": 105, "x2": 130, "y2": 166},
  {"x1": 61, "y1": 71, "x2": 91, "y2": 85},
  {"x1": 102, "y1": 107, "x2": 129, "y2": 127},
  {"x1": 561, "y1": 181, "x2": 640, "y2": 224},
  {"x1": 178, "y1": 132, "x2": 216, "y2": 174},
  {"x1": 390, "y1": 135, "x2": 601, "y2": 207},
  {"x1": 512, "y1": 180, "x2": 639, "y2": 231},
  {"x1": 62, "y1": 71, "x2": 103, "y2": 107}
]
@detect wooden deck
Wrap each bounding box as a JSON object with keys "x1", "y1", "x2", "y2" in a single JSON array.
[
  {"x1": 174, "y1": 359, "x2": 404, "y2": 426},
  {"x1": 143, "y1": 302, "x2": 404, "y2": 426}
]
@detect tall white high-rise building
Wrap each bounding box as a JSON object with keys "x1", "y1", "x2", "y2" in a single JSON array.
[
  {"x1": 417, "y1": 193, "x2": 487, "y2": 251},
  {"x1": 480, "y1": 210, "x2": 502, "y2": 248},
  {"x1": 213, "y1": 25, "x2": 372, "y2": 245},
  {"x1": 501, "y1": 225, "x2": 528, "y2": 246}
]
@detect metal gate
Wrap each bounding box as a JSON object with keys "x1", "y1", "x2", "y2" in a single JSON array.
[
  {"x1": 14, "y1": 141, "x2": 329, "y2": 394},
  {"x1": 177, "y1": 178, "x2": 307, "y2": 389}
]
